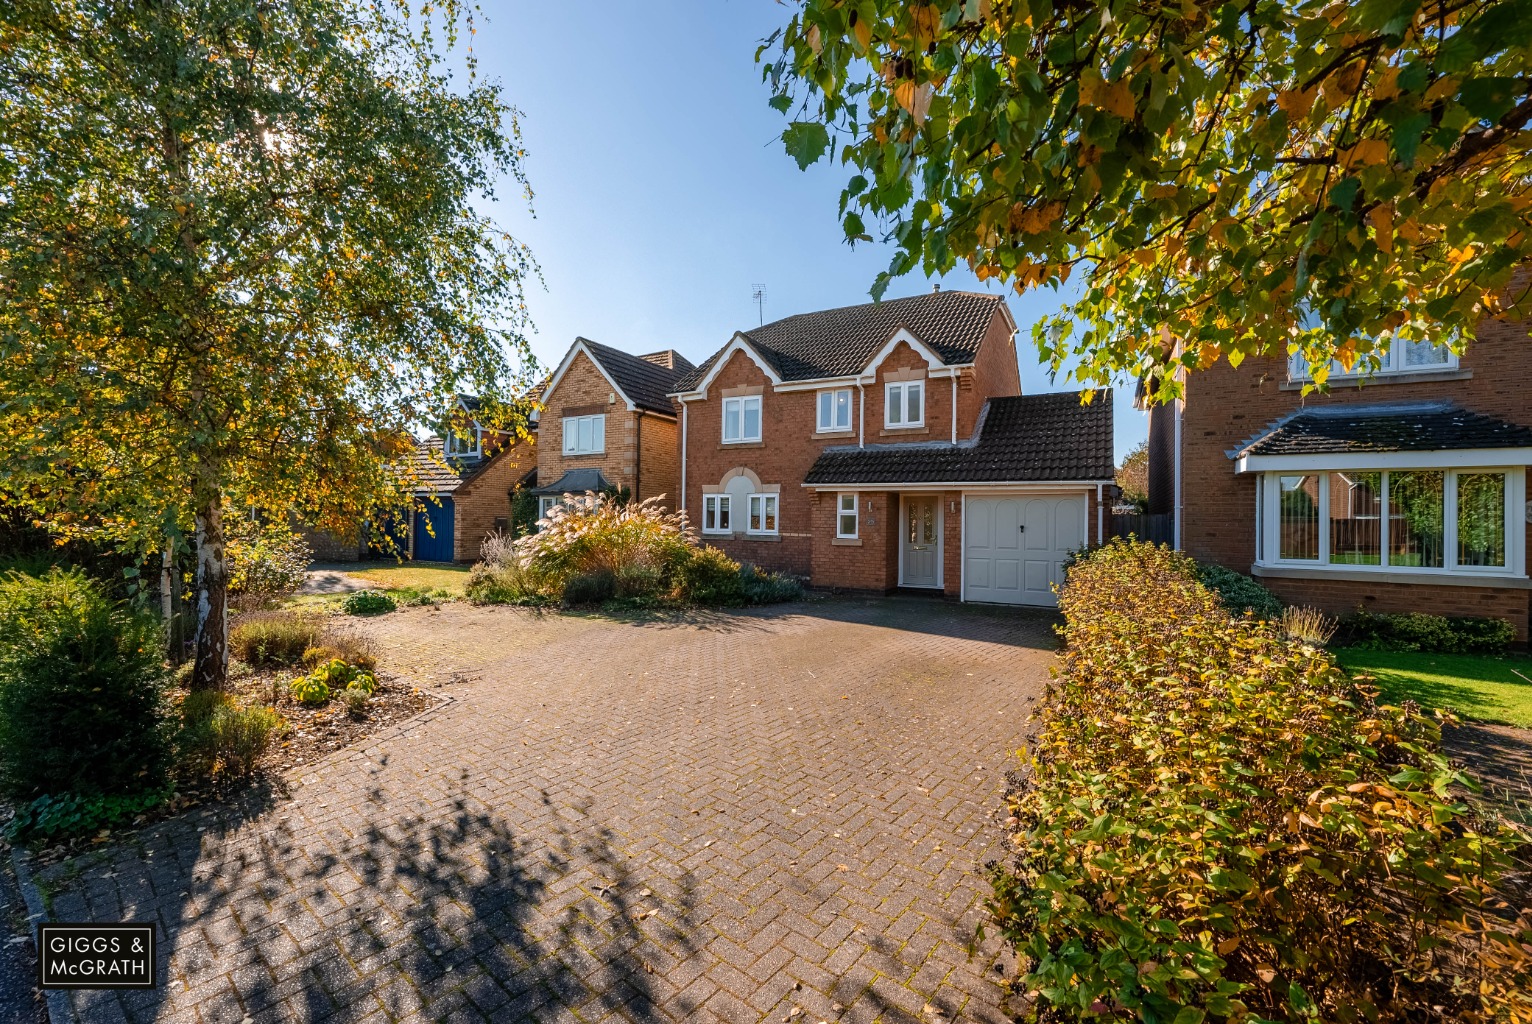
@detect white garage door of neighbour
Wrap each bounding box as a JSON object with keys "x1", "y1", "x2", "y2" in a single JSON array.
[{"x1": 964, "y1": 495, "x2": 1084, "y2": 606}]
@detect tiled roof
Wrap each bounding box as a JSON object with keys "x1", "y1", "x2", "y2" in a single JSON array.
[
  {"x1": 803, "y1": 391, "x2": 1114, "y2": 485},
  {"x1": 639, "y1": 350, "x2": 696, "y2": 373},
  {"x1": 530, "y1": 468, "x2": 614, "y2": 496},
  {"x1": 579, "y1": 338, "x2": 687, "y2": 415},
  {"x1": 673, "y1": 290, "x2": 1008, "y2": 392},
  {"x1": 407, "y1": 436, "x2": 531, "y2": 495},
  {"x1": 1236, "y1": 402, "x2": 1532, "y2": 457}
]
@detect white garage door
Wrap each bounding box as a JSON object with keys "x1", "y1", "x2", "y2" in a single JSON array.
[{"x1": 964, "y1": 494, "x2": 1085, "y2": 606}]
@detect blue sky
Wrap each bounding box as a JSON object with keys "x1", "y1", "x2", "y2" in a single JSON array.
[{"x1": 472, "y1": 2, "x2": 1146, "y2": 461}]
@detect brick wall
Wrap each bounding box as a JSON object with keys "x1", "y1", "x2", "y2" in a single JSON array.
[
  {"x1": 960, "y1": 313, "x2": 1023, "y2": 436},
  {"x1": 1178, "y1": 310, "x2": 1532, "y2": 638},
  {"x1": 637, "y1": 411, "x2": 679, "y2": 509},
  {"x1": 454, "y1": 439, "x2": 535, "y2": 562},
  {"x1": 538, "y1": 350, "x2": 642, "y2": 498},
  {"x1": 297, "y1": 523, "x2": 363, "y2": 562}
]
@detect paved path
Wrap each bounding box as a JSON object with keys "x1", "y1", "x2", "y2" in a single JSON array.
[{"x1": 31, "y1": 599, "x2": 1057, "y2": 1024}]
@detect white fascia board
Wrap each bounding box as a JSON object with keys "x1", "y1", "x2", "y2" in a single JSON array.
[
  {"x1": 1236, "y1": 448, "x2": 1532, "y2": 473},
  {"x1": 541, "y1": 339, "x2": 638, "y2": 412},
  {"x1": 773, "y1": 375, "x2": 866, "y2": 393},
  {"x1": 802, "y1": 479, "x2": 1112, "y2": 492},
  {"x1": 670, "y1": 333, "x2": 780, "y2": 400},
  {"x1": 857, "y1": 327, "x2": 949, "y2": 381}
]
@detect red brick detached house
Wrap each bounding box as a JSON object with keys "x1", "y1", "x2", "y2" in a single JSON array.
[
  {"x1": 669, "y1": 290, "x2": 1115, "y2": 606},
  {"x1": 407, "y1": 395, "x2": 535, "y2": 563},
  {"x1": 1147, "y1": 314, "x2": 1532, "y2": 638},
  {"x1": 531, "y1": 338, "x2": 693, "y2": 515}
]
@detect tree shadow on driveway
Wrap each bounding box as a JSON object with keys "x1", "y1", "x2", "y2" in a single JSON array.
[{"x1": 41, "y1": 766, "x2": 704, "y2": 1024}]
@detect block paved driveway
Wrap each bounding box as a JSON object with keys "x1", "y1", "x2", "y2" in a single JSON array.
[{"x1": 36, "y1": 598, "x2": 1056, "y2": 1024}]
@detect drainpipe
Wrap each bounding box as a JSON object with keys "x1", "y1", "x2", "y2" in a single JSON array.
[
  {"x1": 1173, "y1": 394, "x2": 1184, "y2": 551},
  {"x1": 950, "y1": 373, "x2": 957, "y2": 444},
  {"x1": 634, "y1": 410, "x2": 643, "y2": 502},
  {"x1": 857, "y1": 383, "x2": 865, "y2": 448},
  {"x1": 679, "y1": 401, "x2": 688, "y2": 512},
  {"x1": 1095, "y1": 483, "x2": 1103, "y2": 546}
]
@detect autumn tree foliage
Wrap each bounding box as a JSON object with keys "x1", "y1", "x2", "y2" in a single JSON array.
[
  {"x1": 0, "y1": 0, "x2": 538, "y2": 690},
  {"x1": 762, "y1": 0, "x2": 1532, "y2": 393}
]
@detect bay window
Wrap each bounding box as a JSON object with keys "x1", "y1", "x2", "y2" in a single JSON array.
[
  {"x1": 1257, "y1": 467, "x2": 1521, "y2": 576},
  {"x1": 723, "y1": 395, "x2": 762, "y2": 443}
]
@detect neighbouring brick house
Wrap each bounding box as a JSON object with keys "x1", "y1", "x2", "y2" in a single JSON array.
[
  {"x1": 1146, "y1": 309, "x2": 1532, "y2": 639},
  {"x1": 669, "y1": 289, "x2": 1115, "y2": 605},
  {"x1": 531, "y1": 338, "x2": 693, "y2": 515},
  {"x1": 405, "y1": 395, "x2": 536, "y2": 563}
]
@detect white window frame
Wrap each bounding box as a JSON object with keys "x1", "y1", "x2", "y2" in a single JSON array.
[
  {"x1": 702, "y1": 494, "x2": 731, "y2": 535},
  {"x1": 537, "y1": 496, "x2": 560, "y2": 519},
  {"x1": 445, "y1": 426, "x2": 481, "y2": 457},
  {"x1": 836, "y1": 493, "x2": 859, "y2": 539},
  {"x1": 747, "y1": 493, "x2": 779, "y2": 536},
  {"x1": 817, "y1": 389, "x2": 853, "y2": 433},
  {"x1": 562, "y1": 414, "x2": 606, "y2": 455},
  {"x1": 1288, "y1": 340, "x2": 1458, "y2": 382},
  {"x1": 1256, "y1": 466, "x2": 1524, "y2": 578},
  {"x1": 722, "y1": 396, "x2": 762, "y2": 443},
  {"x1": 885, "y1": 380, "x2": 925, "y2": 428}
]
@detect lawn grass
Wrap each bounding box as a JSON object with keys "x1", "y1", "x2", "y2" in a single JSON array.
[
  {"x1": 1335, "y1": 647, "x2": 1532, "y2": 729},
  {"x1": 341, "y1": 563, "x2": 469, "y2": 596}
]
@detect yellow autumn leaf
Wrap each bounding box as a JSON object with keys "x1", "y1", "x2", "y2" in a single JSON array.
[
  {"x1": 1368, "y1": 205, "x2": 1393, "y2": 253},
  {"x1": 1275, "y1": 87, "x2": 1318, "y2": 120},
  {"x1": 1080, "y1": 72, "x2": 1135, "y2": 119},
  {"x1": 1348, "y1": 139, "x2": 1390, "y2": 166}
]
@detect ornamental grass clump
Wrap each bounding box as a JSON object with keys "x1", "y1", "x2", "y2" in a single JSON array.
[{"x1": 990, "y1": 538, "x2": 1531, "y2": 1023}]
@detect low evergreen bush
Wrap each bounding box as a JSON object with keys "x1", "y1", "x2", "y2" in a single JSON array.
[
  {"x1": 1195, "y1": 562, "x2": 1284, "y2": 619},
  {"x1": 989, "y1": 539, "x2": 1531, "y2": 1022},
  {"x1": 178, "y1": 692, "x2": 284, "y2": 779},
  {"x1": 1341, "y1": 608, "x2": 1517, "y2": 654},
  {"x1": 673, "y1": 546, "x2": 746, "y2": 606},
  {"x1": 0, "y1": 567, "x2": 173, "y2": 803},
  {"x1": 229, "y1": 611, "x2": 320, "y2": 666},
  {"x1": 341, "y1": 590, "x2": 396, "y2": 615},
  {"x1": 562, "y1": 569, "x2": 616, "y2": 605},
  {"x1": 739, "y1": 564, "x2": 805, "y2": 605}
]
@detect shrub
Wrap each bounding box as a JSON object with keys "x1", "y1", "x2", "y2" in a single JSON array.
[
  {"x1": 562, "y1": 569, "x2": 616, "y2": 606},
  {"x1": 1195, "y1": 562, "x2": 1284, "y2": 619},
  {"x1": 6, "y1": 789, "x2": 171, "y2": 845},
  {"x1": 289, "y1": 674, "x2": 331, "y2": 705},
  {"x1": 1341, "y1": 608, "x2": 1518, "y2": 654},
  {"x1": 0, "y1": 568, "x2": 173, "y2": 802},
  {"x1": 227, "y1": 518, "x2": 312, "y2": 598},
  {"x1": 1281, "y1": 604, "x2": 1337, "y2": 646},
  {"x1": 342, "y1": 590, "x2": 396, "y2": 615},
  {"x1": 989, "y1": 539, "x2": 1531, "y2": 1023},
  {"x1": 179, "y1": 692, "x2": 284, "y2": 778},
  {"x1": 511, "y1": 493, "x2": 692, "y2": 600},
  {"x1": 674, "y1": 546, "x2": 745, "y2": 606},
  {"x1": 341, "y1": 686, "x2": 371, "y2": 716},
  {"x1": 229, "y1": 611, "x2": 320, "y2": 666},
  {"x1": 301, "y1": 633, "x2": 377, "y2": 671},
  {"x1": 740, "y1": 564, "x2": 805, "y2": 605}
]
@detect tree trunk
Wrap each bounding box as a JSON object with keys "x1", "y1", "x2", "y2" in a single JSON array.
[{"x1": 190, "y1": 487, "x2": 229, "y2": 691}]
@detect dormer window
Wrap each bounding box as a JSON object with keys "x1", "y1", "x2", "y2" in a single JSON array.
[
  {"x1": 885, "y1": 381, "x2": 924, "y2": 428},
  {"x1": 445, "y1": 426, "x2": 481, "y2": 457},
  {"x1": 817, "y1": 389, "x2": 852, "y2": 433}
]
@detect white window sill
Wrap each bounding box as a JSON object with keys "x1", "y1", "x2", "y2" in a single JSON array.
[
  {"x1": 832, "y1": 537, "x2": 861, "y2": 546},
  {"x1": 1252, "y1": 564, "x2": 1531, "y2": 589},
  {"x1": 1279, "y1": 368, "x2": 1473, "y2": 391}
]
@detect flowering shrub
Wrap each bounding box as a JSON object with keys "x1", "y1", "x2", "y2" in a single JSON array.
[{"x1": 989, "y1": 539, "x2": 1531, "y2": 1023}]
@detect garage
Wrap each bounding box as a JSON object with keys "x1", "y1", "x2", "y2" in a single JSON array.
[{"x1": 963, "y1": 493, "x2": 1086, "y2": 606}]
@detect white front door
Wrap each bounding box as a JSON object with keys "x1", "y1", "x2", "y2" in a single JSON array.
[
  {"x1": 963, "y1": 494, "x2": 1085, "y2": 606},
  {"x1": 900, "y1": 495, "x2": 941, "y2": 588}
]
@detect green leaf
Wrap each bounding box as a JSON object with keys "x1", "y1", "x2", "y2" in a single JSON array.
[
  {"x1": 782, "y1": 121, "x2": 831, "y2": 170},
  {"x1": 768, "y1": 93, "x2": 793, "y2": 114}
]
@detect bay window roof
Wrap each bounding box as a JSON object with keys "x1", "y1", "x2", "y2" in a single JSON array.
[{"x1": 1232, "y1": 401, "x2": 1532, "y2": 472}]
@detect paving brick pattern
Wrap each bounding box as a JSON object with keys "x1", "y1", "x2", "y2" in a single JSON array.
[{"x1": 33, "y1": 599, "x2": 1056, "y2": 1024}]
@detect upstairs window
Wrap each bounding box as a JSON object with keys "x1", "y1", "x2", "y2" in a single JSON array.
[
  {"x1": 445, "y1": 426, "x2": 480, "y2": 457},
  {"x1": 817, "y1": 389, "x2": 852, "y2": 432},
  {"x1": 1288, "y1": 339, "x2": 1457, "y2": 381},
  {"x1": 562, "y1": 414, "x2": 605, "y2": 455},
  {"x1": 702, "y1": 494, "x2": 731, "y2": 534},
  {"x1": 723, "y1": 396, "x2": 762, "y2": 443},
  {"x1": 836, "y1": 493, "x2": 859, "y2": 539},
  {"x1": 885, "y1": 381, "x2": 924, "y2": 428}
]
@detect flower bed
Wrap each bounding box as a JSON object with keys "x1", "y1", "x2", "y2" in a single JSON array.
[{"x1": 989, "y1": 539, "x2": 1531, "y2": 1022}]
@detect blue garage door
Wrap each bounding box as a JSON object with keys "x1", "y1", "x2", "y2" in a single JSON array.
[{"x1": 412, "y1": 498, "x2": 455, "y2": 562}]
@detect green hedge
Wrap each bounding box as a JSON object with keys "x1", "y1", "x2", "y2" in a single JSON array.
[
  {"x1": 1340, "y1": 608, "x2": 1517, "y2": 654},
  {"x1": 989, "y1": 539, "x2": 1530, "y2": 1022}
]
